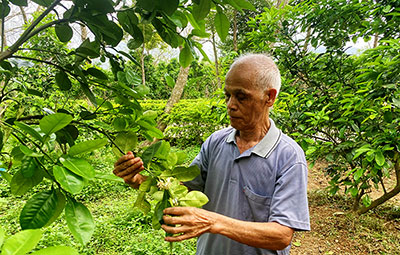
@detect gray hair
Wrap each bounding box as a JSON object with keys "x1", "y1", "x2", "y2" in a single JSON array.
[{"x1": 230, "y1": 53, "x2": 281, "y2": 96}]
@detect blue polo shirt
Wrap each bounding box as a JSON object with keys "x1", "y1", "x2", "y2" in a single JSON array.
[{"x1": 186, "y1": 119, "x2": 310, "y2": 255}]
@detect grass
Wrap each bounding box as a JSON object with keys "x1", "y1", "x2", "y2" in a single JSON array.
[
  {"x1": 0, "y1": 145, "x2": 200, "y2": 254},
  {"x1": 2, "y1": 145, "x2": 399, "y2": 255}
]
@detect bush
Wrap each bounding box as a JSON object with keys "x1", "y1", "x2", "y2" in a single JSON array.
[{"x1": 140, "y1": 99, "x2": 229, "y2": 147}]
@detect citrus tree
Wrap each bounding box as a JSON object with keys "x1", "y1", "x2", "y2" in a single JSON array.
[
  {"x1": 247, "y1": 0, "x2": 400, "y2": 213},
  {"x1": 0, "y1": 0, "x2": 255, "y2": 251}
]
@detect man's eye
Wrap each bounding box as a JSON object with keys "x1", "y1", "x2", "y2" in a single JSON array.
[{"x1": 237, "y1": 95, "x2": 246, "y2": 101}]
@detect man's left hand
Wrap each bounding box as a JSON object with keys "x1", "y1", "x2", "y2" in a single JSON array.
[{"x1": 161, "y1": 207, "x2": 217, "y2": 242}]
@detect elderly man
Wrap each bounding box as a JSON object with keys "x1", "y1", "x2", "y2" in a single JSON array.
[{"x1": 113, "y1": 54, "x2": 310, "y2": 255}]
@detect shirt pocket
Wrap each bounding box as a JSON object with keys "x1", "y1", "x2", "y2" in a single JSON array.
[{"x1": 242, "y1": 186, "x2": 272, "y2": 222}]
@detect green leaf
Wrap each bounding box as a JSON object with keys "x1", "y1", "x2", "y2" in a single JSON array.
[
  {"x1": 53, "y1": 166, "x2": 85, "y2": 194},
  {"x1": 44, "y1": 189, "x2": 66, "y2": 227},
  {"x1": 0, "y1": 228, "x2": 4, "y2": 247},
  {"x1": 169, "y1": 183, "x2": 188, "y2": 199},
  {"x1": 20, "y1": 157, "x2": 38, "y2": 178},
  {"x1": 55, "y1": 24, "x2": 73, "y2": 43},
  {"x1": 65, "y1": 199, "x2": 95, "y2": 245},
  {"x1": 39, "y1": 113, "x2": 73, "y2": 136},
  {"x1": 192, "y1": 0, "x2": 211, "y2": 20},
  {"x1": 139, "y1": 177, "x2": 154, "y2": 192},
  {"x1": 154, "y1": 141, "x2": 170, "y2": 159},
  {"x1": 20, "y1": 146, "x2": 43, "y2": 158},
  {"x1": 165, "y1": 74, "x2": 175, "y2": 88},
  {"x1": 20, "y1": 190, "x2": 58, "y2": 229},
  {"x1": 80, "y1": 82, "x2": 97, "y2": 107},
  {"x1": 0, "y1": 171, "x2": 12, "y2": 183},
  {"x1": 10, "y1": 170, "x2": 43, "y2": 196},
  {"x1": 179, "y1": 45, "x2": 193, "y2": 67},
  {"x1": 1, "y1": 229, "x2": 42, "y2": 255},
  {"x1": 14, "y1": 122, "x2": 43, "y2": 142},
  {"x1": 0, "y1": 3, "x2": 11, "y2": 18},
  {"x1": 138, "y1": 120, "x2": 164, "y2": 139},
  {"x1": 117, "y1": 10, "x2": 139, "y2": 37},
  {"x1": 383, "y1": 111, "x2": 393, "y2": 123},
  {"x1": 137, "y1": 0, "x2": 156, "y2": 12},
  {"x1": 31, "y1": 0, "x2": 52, "y2": 7},
  {"x1": 171, "y1": 165, "x2": 200, "y2": 182},
  {"x1": 375, "y1": 151, "x2": 385, "y2": 166},
  {"x1": 60, "y1": 157, "x2": 95, "y2": 180},
  {"x1": 353, "y1": 168, "x2": 364, "y2": 181},
  {"x1": 134, "y1": 191, "x2": 151, "y2": 214},
  {"x1": 9, "y1": 0, "x2": 28, "y2": 7},
  {"x1": 154, "y1": 190, "x2": 171, "y2": 225},
  {"x1": 347, "y1": 187, "x2": 358, "y2": 197},
  {"x1": 362, "y1": 195, "x2": 372, "y2": 207},
  {"x1": 353, "y1": 146, "x2": 371, "y2": 159},
  {"x1": 30, "y1": 246, "x2": 79, "y2": 255},
  {"x1": 112, "y1": 117, "x2": 127, "y2": 131},
  {"x1": 142, "y1": 141, "x2": 163, "y2": 167},
  {"x1": 228, "y1": 0, "x2": 256, "y2": 11},
  {"x1": 393, "y1": 97, "x2": 400, "y2": 108},
  {"x1": 68, "y1": 138, "x2": 108, "y2": 157},
  {"x1": 76, "y1": 39, "x2": 100, "y2": 58},
  {"x1": 231, "y1": 0, "x2": 256, "y2": 11},
  {"x1": 215, "y1": 11, "x2": 229, "y2": 42},
  {"x1": 87, "y1": 67, "x2": 108, "y2": 80},
  {"x1": 112, "y1": 131, "x2": 138, "y2": 156},
  {"x1": 94, "y1": 171, "x2": 124, "y2": 183},
  {"x1": 180, "y1": 191, "x2": 209, "y2": 207},
  {"x1": 55, "y1": 71, "x2": 72, "y2": 91},
  {"x1": 156, "y1": 0, "x2": 179, "y2": 16},
  {"x1": 126, "y1": 69, "x2": 142, "y2": 85},
  {"x1": 84, "y1": 0, "x2": 114, "y2": 13}
]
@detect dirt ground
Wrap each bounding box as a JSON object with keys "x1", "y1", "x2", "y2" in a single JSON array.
[{"x1": 290, "y1": 162, "x2": 400, "y2": 255}]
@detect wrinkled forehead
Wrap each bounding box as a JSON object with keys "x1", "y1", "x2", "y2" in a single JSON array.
[{"x1": 225, "y1": 62, "x2": 257, "y2": 89}]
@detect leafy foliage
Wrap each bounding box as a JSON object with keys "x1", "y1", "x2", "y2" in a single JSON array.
[
  {"x1": 141, "y1": 99, "x2": 229, "y2": 147},
  {"x1": 0, "y1": 0, "x2": 254, "y2": 250},
  {"x1": 247, "y1": 0, "x2": 400, "y2": 213}
]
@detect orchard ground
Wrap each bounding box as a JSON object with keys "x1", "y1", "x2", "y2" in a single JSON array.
[{"x1": 291, "y1": 161, "x2": 400, "y2": 255}]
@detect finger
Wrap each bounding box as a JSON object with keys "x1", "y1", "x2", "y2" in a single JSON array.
[
  {"x1": 163, "y1": 215, "x2": 184, "y2": 225},
  {"x1": 164, "y1": 231, "x2": 198, "y2": 242},
  {"x1": 114, "y1": 153, "x2": 135, "y2": 167},
  {"x1": 113, "y1": 158, "x2": 142, "y2": 175},
  {"x1": 163, "y1": 207, "x2": 188, "y2": 216},
  {"x1": 164, "y1": 225, "x2": 210, "y2": 242},
  {"x1": 114, "y1": 160, "x2": 143, "y2": 178},
  {"x1": 161, "y1": 224, "x2": 184, "y2": 235}
]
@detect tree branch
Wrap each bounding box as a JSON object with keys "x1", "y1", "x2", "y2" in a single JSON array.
[{"x1": 0, "y1": 0, "x2": 62, "y2": 61}]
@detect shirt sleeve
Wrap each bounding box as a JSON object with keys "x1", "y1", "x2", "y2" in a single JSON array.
[{"x1": 268, "y1": 162, "x2": 310, "y2": 231}]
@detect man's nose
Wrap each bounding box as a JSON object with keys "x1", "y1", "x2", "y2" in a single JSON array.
[{"x1": 226, "y1": 97, "x2": 237, "y2": 110}]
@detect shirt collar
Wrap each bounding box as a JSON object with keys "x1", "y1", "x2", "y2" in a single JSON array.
[{"x1": 226, "y1": 119, "x2": 282, "y2": 158}]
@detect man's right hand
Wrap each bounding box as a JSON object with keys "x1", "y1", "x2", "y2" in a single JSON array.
[{"x1": 113, "y1": 151, "x2": 146, "y2": 189}]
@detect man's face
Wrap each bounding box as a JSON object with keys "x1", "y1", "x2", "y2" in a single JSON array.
[{"x1": 224, "y1": 64, "x2": 272, "y2": 132}]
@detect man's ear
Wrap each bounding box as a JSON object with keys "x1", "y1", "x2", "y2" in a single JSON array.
[{"x1": 264, "y1": 88, "x2": 277, "y2": 107}]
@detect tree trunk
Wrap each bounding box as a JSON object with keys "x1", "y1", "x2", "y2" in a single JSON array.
[
  {"x1": 157, "y1": 65, "x2": 190, "y2": 132},
  {"x1": 211, "y1": 29, "x2": 222, "y2": 89},
  {"x1": 233, "y1": 10, "x2": 238, "y2": 52},
  {"x1": 275, "y1": 0, "x2": 289, "y2": 8},
  {"x1": 358, "y1": 152, "x2": 400, "y2": 214},
  {"x1": 141, "y1": 45, "x2": 146, "y2": 86},
  {"x1": 373, "y1": 32, "x2": 379, "y2": 48},
  {"x1": 19, "y1": 6, "x2": 28, "y2": 24},
  {"x1": 80, "y1": 24, "x2": 87, "y2": 42},
  {"x1": 0, "y1": 18, "x2": 6, "y2": 51},
  {"x1": 302, "y1": 27, "x2": 312, "y2": 53}
]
